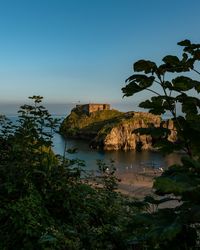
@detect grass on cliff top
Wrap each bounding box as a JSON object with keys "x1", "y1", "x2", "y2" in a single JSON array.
[
  {"x1": 60, "y1": 109, "x2": 123, "y2": 135},
  {"x1": 60, "y1": 108, "x2": 161, "y2": 137}
]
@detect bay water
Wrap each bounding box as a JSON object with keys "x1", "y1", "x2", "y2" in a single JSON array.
[{"x1": 6, "y1": 115, "x2": 181, "y2": 174}]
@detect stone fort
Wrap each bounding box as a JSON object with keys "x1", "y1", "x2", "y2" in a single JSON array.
[{"x1": 76, "y1": 103, "x2": 110, "y2": 114}]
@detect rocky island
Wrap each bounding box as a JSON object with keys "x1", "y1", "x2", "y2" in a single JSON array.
[{"x1": 60, "y1": 104, "x2": 176, "y2": 151}]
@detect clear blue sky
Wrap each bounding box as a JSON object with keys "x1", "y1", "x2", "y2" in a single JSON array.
[{"x1": 0, "y1": 0, "x2": 200, "y2": 112}]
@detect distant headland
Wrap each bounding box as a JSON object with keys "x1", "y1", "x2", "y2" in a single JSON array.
[{"x1": 60, "y1": 104, "x2": 176, "y2": 151}]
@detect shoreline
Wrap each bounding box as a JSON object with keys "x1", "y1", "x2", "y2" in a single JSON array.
[{"x1": 115, "y1": 170, "x2": 161, "y2": 198}]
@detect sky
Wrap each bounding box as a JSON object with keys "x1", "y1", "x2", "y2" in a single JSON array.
[{"x1": 0, "y1": 0, "x2": 200, "y2": 114}]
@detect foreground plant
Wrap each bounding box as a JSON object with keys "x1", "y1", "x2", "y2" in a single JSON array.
[
  {"x1": 122, "y1": 40, "x2": 200, "y2": 249},
  {"x1": 0, "y1": 96, "x2": 139, "y2": 250}
]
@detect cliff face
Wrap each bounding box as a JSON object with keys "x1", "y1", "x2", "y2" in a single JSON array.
[
  {"x1": 60, "y1": 108, "x2": 176, "y2": 151},
  {"x1": 91, "y1": 112, "x2": 161, "y2": 151},
  {"x1": 101, "y1": 124, "x2": 153, "y2": 151}
]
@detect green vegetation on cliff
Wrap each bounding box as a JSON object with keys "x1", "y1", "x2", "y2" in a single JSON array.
[
  {"x1": 60, "y1": 107, "x2": 123, "y2": 138},
  {"x1": 60, "y1": 107, "x2": 162, "y2": 150}
]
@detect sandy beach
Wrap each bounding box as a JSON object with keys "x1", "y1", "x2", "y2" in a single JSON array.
[
  {"x1": 86, "y1": 169, "x2": 163, "y2": 199},
  {"x1": 116, "y1": 170, "x2": 161, "y2": 198},
  {"x1": 116, "y1": 170, "x2": 181, "y2": 209}
]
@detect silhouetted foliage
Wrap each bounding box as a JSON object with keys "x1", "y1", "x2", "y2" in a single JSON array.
[
  {"x1": 122, "y1": 40, "x2": 200, "y2": 249},
  {"x1": 0, "y1": 96, "x2": 140, "y2": 250}
]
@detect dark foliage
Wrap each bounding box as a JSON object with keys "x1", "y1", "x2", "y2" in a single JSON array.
[
  {"x1": 122, "y1": 40, "x2": 200, "y2": 249},
  {"x1": 0, "y1": 96, "x2": 140, "y2": 250}
]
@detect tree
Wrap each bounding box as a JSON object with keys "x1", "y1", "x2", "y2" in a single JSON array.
[
  {"x1": 122, "y1": 40, "x2": 200, "y2": 249},
  {"x1": 0, "y1": 96, "x2": 138, "y2": 250}
]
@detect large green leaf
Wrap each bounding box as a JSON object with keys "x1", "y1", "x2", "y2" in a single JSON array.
[
  {"x1": 122, "y1": 82, "x2": 144, "y2": 97},
  {"x1": 157, "y1": 64, "x2": 169, "y2": 75},
  {"x1": 133, "y1": 60, "x2": 157, "y2": 74},
  {"x1": 139, "y1": 96, "x2": 175, "y2": 114},
  {"x1": 122, "y1": 74, "x2": 155, "y2": 97},
  {"x1": 139, "y1": 99, "x2": 165, "y2": 114},
  {"x1": 172, "y1": 76, "x2": 196, "y2": 91},
  {"x1": 125, "y1": 74, "x2": 155, "y2": 87},
  {"x1": 178, "y1": 96, "x2": 200, "y2": 116},
  {"x1": 194, "y1": 82, "x2": 200, "y2": 93},
  {"x1": 177, "y1": 40, "x2": 191, "y2": 47},
  {"x1": 154, "y1": 168, "x2": 197, "y2": 195},
  {"x1": 162, "y1": 55, "x2": 191, "y2": 72},
  {"x1": 162, "y1": 55, "x2": 180, "y2": 65}
]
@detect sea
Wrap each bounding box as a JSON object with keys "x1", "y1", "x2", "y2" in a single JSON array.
[{"x1": 4, "y1": 113, "x2": 181, "y2": 174}]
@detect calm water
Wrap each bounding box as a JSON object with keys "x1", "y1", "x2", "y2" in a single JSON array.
[
  {"x1": 53, "y1": 132, "x2": 181, "y2": 173},
  {"x1": 6, "y1": 115, "x2": 181, "y2": 173}
]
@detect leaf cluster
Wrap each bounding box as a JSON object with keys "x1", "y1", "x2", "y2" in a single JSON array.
[{"x1": 122, "y1": 40, "x2": 200, "y2": 249}]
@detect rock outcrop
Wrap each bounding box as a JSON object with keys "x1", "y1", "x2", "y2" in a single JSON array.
[
  {"x1": 60, "y1": 107, "x2": 176, "y2": 151},
  {"x1": 91, "y1": 112, "x2": 161, "y2": 150}
]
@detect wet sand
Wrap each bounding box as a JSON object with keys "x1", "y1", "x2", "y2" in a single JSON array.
[
  {"x1": 86, "y1": 169, "x2": 162, "y2": 199},
  {"x1": 116, "y1": 170, "x2": 181, "y2": 208},
  {"x1": 116, "y1": 170, "x2": 161, "y2": 198}
]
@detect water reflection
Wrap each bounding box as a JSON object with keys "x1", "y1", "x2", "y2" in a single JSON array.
[{"x1": 53, "y1": 133, "x2": 181, "y2": 173}]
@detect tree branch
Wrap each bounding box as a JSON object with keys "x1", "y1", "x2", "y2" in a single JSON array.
[
  {"x1": 146, "y1": 88, "x2": 161, "y2": 96},
  {"x1": 192, "y1": 69, "x2": 200, "y2": 75}
]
